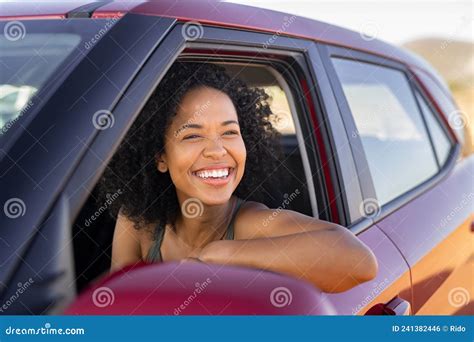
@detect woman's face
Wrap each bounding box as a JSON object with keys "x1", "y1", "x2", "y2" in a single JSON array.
[{"x1": 157, "y1": 86, "x2": 247, "y2": 206}]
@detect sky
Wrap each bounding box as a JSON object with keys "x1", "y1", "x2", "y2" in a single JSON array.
[{"x1": 227, "y1": 0, "x2": 473, "y2": 45}]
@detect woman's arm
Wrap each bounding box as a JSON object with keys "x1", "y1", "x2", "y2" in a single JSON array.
[
  {"x1": 199, "y1": 205, "x2": 378, "y2": 293},
  {"x1": 110, "y1": 211, "x2": 143, "y2": 272}
]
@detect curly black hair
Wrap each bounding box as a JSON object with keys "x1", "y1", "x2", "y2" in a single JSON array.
[{"x1": 97, "y1": 61, "x2": 287, "y2": 238}]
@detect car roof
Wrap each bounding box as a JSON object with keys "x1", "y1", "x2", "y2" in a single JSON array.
[{"x1": 0, "y1": 0, "x2": 444, "y2": 86}]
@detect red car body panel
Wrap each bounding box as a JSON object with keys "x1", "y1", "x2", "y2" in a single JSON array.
[
  {"x1": 0, "y1": 1, "x2": 80, "y2": 20},
  {"x1": 376, "y1": 156, "x2": 474, "y2": 315},
  {"x1": 94, "y1": 1, "x2": 436, "y2": 72},
  {"x1": 65, "y1": 262, "x2": 336, "y2": 315},
  {"x1": 323, "y1": 226, "x2": 412, "y2": 315}
]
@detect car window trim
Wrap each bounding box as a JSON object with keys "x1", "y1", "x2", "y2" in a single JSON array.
[
  {"x1": 409, "y1": 73, "x2": 457, "y2": 166},
  {"x1": 318, "y1": 44, "x2": 461, "y2": 229},
  {"x1": 63, "y1": 23, "x2": 339, "y2": 227}
]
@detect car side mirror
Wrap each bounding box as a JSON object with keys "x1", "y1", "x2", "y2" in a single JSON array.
[{"x1": 65, "y1": 261, "x2": 336, "y2": 315}]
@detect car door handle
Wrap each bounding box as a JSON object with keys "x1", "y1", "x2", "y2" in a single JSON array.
[{"x1": 366, "y1": 296, "x2": 411, "y2": 315}]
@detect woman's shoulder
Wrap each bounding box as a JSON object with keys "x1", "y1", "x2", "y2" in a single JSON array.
[
  {"x1": 233, "y1": 199, "x2": 270, "y2": 239},
  {"x1": 234, "y1": 198, "x2": 328, "y2": 239},
  {"x1": 112, "y1": 211, "x2": 159, "y2": 264}
]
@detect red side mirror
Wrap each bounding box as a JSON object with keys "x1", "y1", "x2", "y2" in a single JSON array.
[{"x1": 65, "y1": 262, "x2": 336, "y2": 315}]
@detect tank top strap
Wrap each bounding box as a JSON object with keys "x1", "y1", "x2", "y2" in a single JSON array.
[
  {"x1": 224, "y1": 197, "x2": 245, "y2": 240},
  {"x1": 148, "y1": 198, "x2": 245, "y2": 262},
  {"x1": 147, "y1": 223, "x2": 165, "y2": 263}
]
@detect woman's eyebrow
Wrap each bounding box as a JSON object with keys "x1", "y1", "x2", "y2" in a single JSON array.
[
  {"x1": 222, "y1": 120, "x2": 239, "y2": 126},
  {"x1": 174, "y1": 123, "x2": 201, "y2": 137},
  {"x1": 175, "y1": 120, "x2": 239, "y2": 136}
]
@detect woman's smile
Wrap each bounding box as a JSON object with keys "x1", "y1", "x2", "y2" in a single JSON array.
[{"x1": 190, "y1": 166, "x2": 236, "y2": 187}]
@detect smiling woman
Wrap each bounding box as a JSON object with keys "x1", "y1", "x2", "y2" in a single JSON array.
[{"x1": 98, "y1": 61, "x2": 378, "y2": 293}]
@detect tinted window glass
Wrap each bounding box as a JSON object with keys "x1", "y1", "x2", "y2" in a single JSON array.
[
  {"x1": 0, "y1": 18, "x2": 120, "y2": 146},
  {"x1": 0, "y1": 33, "x2": 80, "y2": 133},
  {"x1": 332, "y1": 58, "x2": 438, "y2": 205}
]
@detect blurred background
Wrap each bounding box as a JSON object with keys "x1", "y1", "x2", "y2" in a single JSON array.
[{"x1": 230, "y1": 0, "x2": 473, "y2": 156}]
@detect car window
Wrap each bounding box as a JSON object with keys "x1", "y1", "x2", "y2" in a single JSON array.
[
  {"x1": 221, "y1": 63, "x2": 312, "y2": 215},
  {"x1": 0, "y1": 19, "x2": 121, "y2": 148},
  {"x1": 0, "y1": 32, "x2": 81, "y2": 135},
  {"x1": 222, "y1": 65, "x2": 296, "y2": 135},
  {"x1": 264, "y1": 85, "x2": 295, "y2": 135},
  {"x1": 415, "y1": 91, "x2": 452, "y2": 166},
  {"x1": 71, "y1": 60, "x2": 317, "y2": 291},
  {"x1": 331, "y1": 58, "x2": 438, "y2": 206}
]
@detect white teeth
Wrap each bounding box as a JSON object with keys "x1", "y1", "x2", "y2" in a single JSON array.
[{"x1": 195, "y1": 168, "x2": 230, "y2": 179}]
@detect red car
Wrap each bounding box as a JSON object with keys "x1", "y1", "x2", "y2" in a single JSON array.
[{"x1": 0, "y1": 1, "x2": 472, "y2": 316}]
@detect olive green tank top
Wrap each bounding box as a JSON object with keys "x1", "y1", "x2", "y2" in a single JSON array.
[{"x1": 147, "y1": 197, "x2": 245, "y2": 263}]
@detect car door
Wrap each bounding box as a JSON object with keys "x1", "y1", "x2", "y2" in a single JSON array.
[
  {"x1": 319, "y1": 44, "x2": 473, "y2": 315},
  {"x1": 303, "y1": 44, "x2": 413, "y2": 315},
  {"x1": 0, "y1": 14, "x2": 176, "y2": 314},
  {"x1": 64, "y1": 19, "x2": 415, "y2": 315}
]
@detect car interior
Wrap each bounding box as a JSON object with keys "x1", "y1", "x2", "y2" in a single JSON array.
[{"x1": 71, "y1": 60, "x2": 316, "y2": 292}]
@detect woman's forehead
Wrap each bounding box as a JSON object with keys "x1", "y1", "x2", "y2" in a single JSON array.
[{"x1": 173, "y1": 87, "x2": 238, "y2": 124}]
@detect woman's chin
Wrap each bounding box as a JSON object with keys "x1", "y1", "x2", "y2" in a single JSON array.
[{"x1": 199, "y1": 193, "x2": 233, "y2": 207}]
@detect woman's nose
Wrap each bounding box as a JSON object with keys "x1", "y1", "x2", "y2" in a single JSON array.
[{"x1": 202, "y1": 137, "x2": 227, "y2": 159}]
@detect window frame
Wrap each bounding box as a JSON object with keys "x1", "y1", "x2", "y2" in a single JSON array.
[
  {"x1": 318, "y1": 44, "x2": 461, "y2": 232},
  {"x1": 0, "y1": 13, "x2": 177, "y2": 297},
  {"x1": 409, "y1": 76, "x2": 456, "y2": 168},
  {"x1": 63, "y1": 20, "x2": 344, "y2": 231}
]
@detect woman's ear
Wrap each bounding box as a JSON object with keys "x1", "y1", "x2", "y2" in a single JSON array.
[{"x1": 155, "y1": 152, "x2": 168, "y2": 173}]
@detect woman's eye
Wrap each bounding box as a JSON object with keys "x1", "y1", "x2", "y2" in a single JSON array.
[
  {"x1": 183, "y1": 134, "x2": 201, "y2": 140},
  {"x1": 223, "y1": 130, "x2": 239, "y2": 136}
]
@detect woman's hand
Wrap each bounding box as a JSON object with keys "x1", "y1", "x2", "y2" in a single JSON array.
[
  {"x1": 180, "y1": 256, "x2": 204, "y2": 263},
  {"x1": 198, "y1": 240, "x2": 231, "y2": 264}
]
